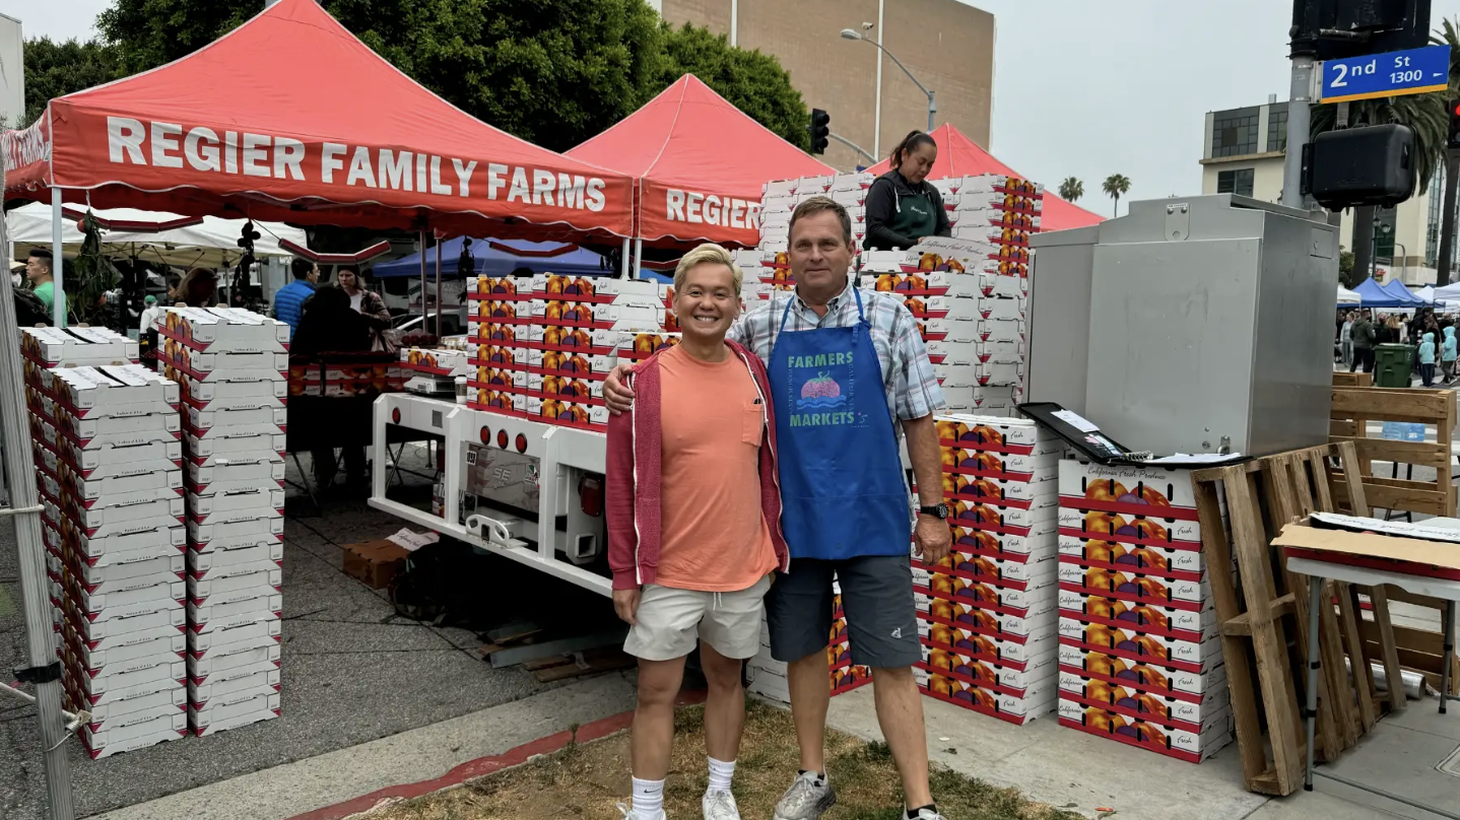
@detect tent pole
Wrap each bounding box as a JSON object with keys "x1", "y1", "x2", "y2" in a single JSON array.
[
  {"x1": 434, "y1": 238, "x2": 443, "y2": 336},
  {"x1": 418, "y1": 229, "x2": 428, "y2": 327},
  {"x1": 50, "y1": 187, "x2": 63, "y2": 327},
  {"x1": 5, "y1": 170, "x2": 77, "y2": 820},
  {"x1": 633, "y1": 237, "x2": 642, "y2": 281},
  {"x1": 619, "y1": 237, "x2": 630, "y2": 280}
]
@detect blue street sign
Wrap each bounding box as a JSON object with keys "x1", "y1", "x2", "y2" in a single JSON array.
[{"x1": 1320, "y1": 44, "x2": 1451, "y2": 104}]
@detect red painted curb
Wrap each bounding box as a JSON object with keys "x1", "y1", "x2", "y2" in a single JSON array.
[{"x1": 284, "y1": 689, "x2": 707, "y2": 820}]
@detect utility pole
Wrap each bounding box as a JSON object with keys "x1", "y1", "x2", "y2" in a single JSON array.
[{"x1": 1282, "y1": 55, "x2": 1316, "y2": 210}]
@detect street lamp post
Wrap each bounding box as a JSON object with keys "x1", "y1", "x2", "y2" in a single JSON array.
[{"x1": 841, "y1": 29, "x2": 936, "y2": 134}]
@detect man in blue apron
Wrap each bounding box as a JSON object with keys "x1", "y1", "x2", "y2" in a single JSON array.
[{"x1": 604, "y1": 197, "x2": 952, "y2": 820}]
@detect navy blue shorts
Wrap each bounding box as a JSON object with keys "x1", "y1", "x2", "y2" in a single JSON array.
[{"x1": 766, "y1": 555, "x2": 920, "y2": 669}]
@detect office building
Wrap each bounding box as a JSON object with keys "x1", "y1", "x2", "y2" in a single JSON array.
[
  {"x1": 649, "y1": 0, "x2": 995, "y2": 171},
  {"x1": 1201, "y1": 97, "x2": 1460, "y2": 285}
]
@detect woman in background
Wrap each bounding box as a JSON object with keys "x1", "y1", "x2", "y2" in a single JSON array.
[
  {"x1": 170, "y1": 268, "x2": 218, "y2": 308},
  {"x1": 863, "y1": 130, "x2": 952, "y2": 251},
  {"x1": 293, "y1": 286, "x2": 376, "y2": 494},
  {"x1": 1339, "y1": 311, "x2": 1354, "y2": 368}
]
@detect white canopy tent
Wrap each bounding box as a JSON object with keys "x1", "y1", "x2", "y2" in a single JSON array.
[
  {"x1": 6, "y1": 203, "x2": 308, "y2": 270},
  {"x1": 1338, "y1": 284, "x2": 1361, "y2": 305},
  {"x1": 1432, "y1": 281, "x2": 1460, "y2": 308}
]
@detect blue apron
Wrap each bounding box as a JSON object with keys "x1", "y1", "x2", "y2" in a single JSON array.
[{"x1": 769, "y1": 287, "x2": 911, "y2": 560}]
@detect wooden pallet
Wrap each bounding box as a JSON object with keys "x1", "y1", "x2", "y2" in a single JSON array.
[
  {"x1": 1329, "y1": 384, "x2": 1460, "y2": 696},
  {"x1": 1332, "y1": 372, "x2": 1372, "y2": 388},
  {"x1": 1191, "y1": 442, "x2": 1405, "y2": 797}
]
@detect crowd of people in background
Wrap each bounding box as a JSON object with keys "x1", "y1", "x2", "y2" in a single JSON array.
[{"x1": 1339, "y1": 306, "x2": 1459, "y2": 386}]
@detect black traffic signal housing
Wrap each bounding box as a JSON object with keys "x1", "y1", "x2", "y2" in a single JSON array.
[
  {"x1": 1291, "y1": 0, "x2": 1431, "y2": 60},
  {"x1": 1449, "y1": 98, "x2": 1460, "y2": 149},
  {"x1": 1302, "y1": 123, "x2": 1417, "y2": 209},
  {"x1": 810, "y1": 109, "x2": 830, "y2": 155}
]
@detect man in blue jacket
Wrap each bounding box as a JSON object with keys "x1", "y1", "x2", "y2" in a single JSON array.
[{"x1": 274, "y1": 258, "x2": 318, "y2": 338}]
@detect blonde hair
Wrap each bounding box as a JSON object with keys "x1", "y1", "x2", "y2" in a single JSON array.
[{"x1": 673, "y1": 243, "x2": 743, "y2": 293}]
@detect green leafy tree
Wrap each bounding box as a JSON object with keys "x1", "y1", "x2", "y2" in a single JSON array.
[
  {"x1": 1102, "y1": 174, "x2": 1131, "y2": 217},
  {"x1": 1311, "y1": 92, "x2": 1447, "y2": 285},
  {"x1": 1057, "y1": 177, "x2": 1084, "y2": 202},
  {"x1": 1339, "y1": 246, "x2": 1356, "y2": 288},
  {"x1": 19, "y1": 37, "x2": 122, "y2": 125},
  {"x1": 644, "y1": 22, "x2": 809, "y2": 150},
  {"x1": 95, "y1": 0, "x2": 665, "y2": 152}
]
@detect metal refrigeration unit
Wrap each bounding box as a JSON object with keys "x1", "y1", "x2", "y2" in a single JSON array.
[{"x1": 1025, "y1": 194, "x2": 1338, "y2": 457}]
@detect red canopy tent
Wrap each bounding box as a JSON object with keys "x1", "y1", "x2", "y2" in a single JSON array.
[
  {"x1": 0, "y1": 0, "x2": 634, "y2": 243},
  {"x1": 865, "y1": 123, "x2": 1103, "y2": 233},
  {"x1": 566, "y1": 74, "x2": 836, "y2": 248}
]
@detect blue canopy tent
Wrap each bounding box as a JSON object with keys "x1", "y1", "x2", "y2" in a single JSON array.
[
  {"x1": 1353, "y1": 278, "x2": 1406, "y2": 308},
  {"x1": 1382, "y1": 279, "x2": 1425, "y2": 305},
  {"x1": 372, "y1": 237, "x2": 612, "y2": 278}
]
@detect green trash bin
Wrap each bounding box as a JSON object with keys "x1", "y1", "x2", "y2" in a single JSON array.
[{"x1": 1373, "y1": 343, "x2": 1415, "y2": 388}]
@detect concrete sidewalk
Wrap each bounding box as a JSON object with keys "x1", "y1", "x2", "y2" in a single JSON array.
[
  {"x1": 826, "y1": 686, "x2": 1444, "y2": 820},
  {"x1": 90, "y1": 672, "x2": 638, "y2": 820}
]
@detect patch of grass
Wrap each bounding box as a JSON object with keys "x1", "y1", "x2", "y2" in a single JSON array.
[{"x1": 370, "y1": 703, "x2": 1087, "y2": 820}]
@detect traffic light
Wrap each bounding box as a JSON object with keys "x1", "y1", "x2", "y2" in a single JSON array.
[
  {"x1": 1449, "y1": 98, "x2": 1460, "y2": 149},
  {"x1": 810, "y1": 108, "x2": 830, "y2": 155}
]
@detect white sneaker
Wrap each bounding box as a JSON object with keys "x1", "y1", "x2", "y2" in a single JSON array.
[
  {"x1": 771, "y1": 771, "x2": 836, "y2": 820},
  {"x1": 617, "y1": 801, "x2": 667, "y2": 820},
  {"x1": 909, "y1": 809, "x2": 948, "y2": 820},
  {"x1": 702, "y1": 789, "x2": 741, "y2": 820}
]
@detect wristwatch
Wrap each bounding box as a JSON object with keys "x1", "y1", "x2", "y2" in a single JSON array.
[{"x1": 919, "y1": 503, "x2": 950, "y2": 520}]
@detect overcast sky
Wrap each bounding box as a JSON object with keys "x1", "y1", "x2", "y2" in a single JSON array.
[{"x1": 0, "y1": 0, "x2": 1297, "y2": 207}]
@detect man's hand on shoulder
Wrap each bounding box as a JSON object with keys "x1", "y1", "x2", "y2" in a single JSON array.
[{"x1": 604, "y1": 362, "x2": 636, "y2": 415}]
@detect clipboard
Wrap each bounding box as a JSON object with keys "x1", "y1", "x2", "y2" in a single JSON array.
[{"x1": 1016, "y1": 402, "x2": 1248, "y2": 468}]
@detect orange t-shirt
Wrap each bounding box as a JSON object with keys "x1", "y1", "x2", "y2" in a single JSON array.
[{"x1": 655, "y1": 345, "x2": 778, "y2": 592}]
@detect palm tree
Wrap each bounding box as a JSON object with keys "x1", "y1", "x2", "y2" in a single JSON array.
[
  {"x1": 1432, "y1": 17, "x2": 1460, "y2": 286},
  {"x1": 1310, "y1": 90, "x2": 1447, "y2": 285},
  {"x1": 1058, "y1": 177, "x2": 1084, "y2": 202},
  {"x1": 1102, "y1": 174, "x2": 1131, "y2": 217}
]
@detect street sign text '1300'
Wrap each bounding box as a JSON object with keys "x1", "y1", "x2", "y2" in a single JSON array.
[{"x1": 1319, "y1": 44, "x2": 1451, "y2": 105}]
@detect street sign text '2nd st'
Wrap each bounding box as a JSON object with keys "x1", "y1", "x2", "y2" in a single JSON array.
[{"x1": 1320, "y1": 44, "x2": 1450, "y2": 104}]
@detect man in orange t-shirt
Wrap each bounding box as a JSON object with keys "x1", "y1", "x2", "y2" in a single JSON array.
[{"x1": 606, "y1": 244, "x2": 788, "y2": 820}]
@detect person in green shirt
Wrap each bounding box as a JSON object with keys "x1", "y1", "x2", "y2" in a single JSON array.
[{"x1": 26, "y1": 248, "x2": 66, "y2": 327}]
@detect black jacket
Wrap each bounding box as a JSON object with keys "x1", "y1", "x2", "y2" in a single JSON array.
[{"x1": 863, "y1": 170, "x2": 952, "y2": 250}]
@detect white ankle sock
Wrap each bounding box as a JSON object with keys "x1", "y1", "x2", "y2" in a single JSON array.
[
  {"x1": 707, "y1": 757, "x2": 736, "y2": 793},
  {"x1": 632, "y1": 776, "x2": 665, "y2": 818}
]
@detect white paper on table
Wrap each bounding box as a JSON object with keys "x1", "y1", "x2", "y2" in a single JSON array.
[
  {"x1": 1050, "y1": 409, "x2": 1100, "y2": 433},
  {"x1": 386, "y1": 528, "x2": 440, "y2": 552},
  {"x1": 1142, "y1": 453, "x2": 1246, "y2": 466}
]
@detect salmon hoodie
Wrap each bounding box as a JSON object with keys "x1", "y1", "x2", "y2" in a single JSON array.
[{"x1": 605, "y1": 340, "x2": 790, "y2": 591}]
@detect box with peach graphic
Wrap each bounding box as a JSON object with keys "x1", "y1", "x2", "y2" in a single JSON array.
[
  {"x1": 1056, "y1": 559, "x2": 1209, "y2": 612},
  {"x1": 399, "y1": 348, "x2": 471, "y2": 377},
  {"x1": 945, "y1": 448, "x2": 1060, "y2": 480},
  {"x1": 469, "y1": 344, "x2": 529, "y2": 371},
  {"x1": 916, "y1": 587, "x2": 1055, "y2": 630},
  {"x1": 947, "y1": 208, "x2": 1041, "y2": 236},
  {"x1": 469, "y1": 390, "x2": 527, "y2": 417},
  {"x1": 915, "y1": 579, "x2": 1055, "y2": 621},
  {"x1": 919, "y1": 620, "x2": 1056, "y2": 671},
  {"x1": 158, "y1": 308, "x2": 288, "y2": 354},
  {"x1": 869, "y1": 292, "x2": 980, "y2": 322},
  {"x1": 918, "y1": 602, "x2": 1055, "y2": 644},
  {"x1": 1057, "y1": 644, "x2": 1224, "y2": 703},
  {"x1": 1056, "y1": 506, "x2": 1204, "y2": 552},
  {"x1": 610, "y1": 331, "x2": 682, "y2": 363},
  {"x1": 524, "y1": 397, "x2": 607, "y2": 430},
  {"x1": 469, "y1": 367, "x2": 527, "y2": 392},
  {"x1": 943, "y1": 474, "x2": 1056, "y2": 508},
  {"x1": 951, "y1": 500, "x2": 1057, "y2": 532},
  {"x1": 1057, "y1": 589, "x2": 1217, "y2": 645},
  {"x1": 916, "y1": 552, "x2": 1056, "y2": 591},
  {"x1": 1058, "y1": 460, "x2": 1200, "y2": 521},
  {"x1": 916, "y1": 644, "x2": 1054, "y2": 699},
  {"x1": 467, "y1": 275, "x2": 530, "y2": 300},
  {"x1": 1058, "y1": 670, "x2": 1229, "y2": 735},
  {"x1": 947, "y1": 522, "x2": 1057, "y2": 562},
  {"x1": 917, "y1": 671, "x2": 1056, "y2": 725},
  {"x1": 911, "y1": 316, "x2": 982, "y2": 345},
  {"x1": 524, "y1": 348, "x2": 615, "y2": 379},
  {"x1": 527, "y1": 373, "x2": 604, "y2": 403},
  {"x1": 466, "y1": 321, "x2": 527, "y2": 346},
  {"x1": 1058, "y1": 616, "x2": 1221, "y2": 676},
  {"x1": 1056, "y1": 534, "x2": 1202, "y2": 582},
  {"x1": 936, "y1": 414, "x2": 1043, "y2": 450},
  {"x1": 529, "y1": 275, "x2": 663, "y2": 303},
  {"x1": 1057, "y1": 700, "x2": 1232, "y2": 763}
]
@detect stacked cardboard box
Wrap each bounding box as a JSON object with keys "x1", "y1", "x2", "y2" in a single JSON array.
[
  {"x1": 745, "y1": 173, "x2": 872, "y2": 305},
  {"x1": 909, "y1": 415, "x2": 1059, "y2": 725},
  {"x1": 745, "y1": 586, "x2": 871, "y2": 703},
  {"x1": 157, "y1": 308, "x2": 286, "y2": 737},
  {"x1": 20, "y1": 328, "x2": 191, "y2": 758},
  {"x1": 465, "y1": 274, "x2": 676, "y2": 431},
  {"x1": 1055, "y1": 460, "x2": 1232, "y2": 763}
]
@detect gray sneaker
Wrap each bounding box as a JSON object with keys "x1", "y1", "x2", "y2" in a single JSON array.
[
  {"x1": 771, "y1": 771, "x2": 836, "y2": 820},
  {"x1": 702, "y1": 789, "x2": 741, "y2": 820}
]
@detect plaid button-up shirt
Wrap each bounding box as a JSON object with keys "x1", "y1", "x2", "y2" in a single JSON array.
[{"x1": 728, "y1": 277, "x2": 945, "y2": 422}]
